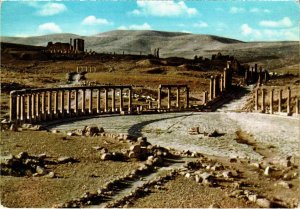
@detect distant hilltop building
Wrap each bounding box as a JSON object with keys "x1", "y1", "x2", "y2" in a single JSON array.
[{"x1": 46, "y1": 38, "x2": 85, "y2": 54}]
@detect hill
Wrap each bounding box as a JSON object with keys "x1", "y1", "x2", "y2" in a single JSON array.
[{"x1": 1, "y1": 30, "x2": 299, "y2": 69}]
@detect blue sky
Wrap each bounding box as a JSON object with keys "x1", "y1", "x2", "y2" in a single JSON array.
[{"x1": 1, "y1": 0, "x2": 299, "y2": 41}]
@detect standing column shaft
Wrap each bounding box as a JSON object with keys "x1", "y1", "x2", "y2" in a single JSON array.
[
  {"x1": 120, "y1": 88, "x2": 123, "y2": 112},
  {"x1": 74, "y1": 90, "x2": 79, "y2": 115},
  {"x1": 167, "y1": 87, "x2": 171, "y2": 109},
  {"x1": 54, "y1": 91, "x2": 58, "y2": 115},
  {"x1": 9, "y1": 92, "x2": 17, "y2": 122},
  {"x1": 223, "y1": 68, "x2": 227, "y2": 90},
  {"x1": 27, "y1": 94, "x2": 32, "y2": 120},
  {"x1": 20, "y1": 95, "x2": 25, "y2": 121},
  {"x1": 261, "y1": 89, "x2": 265, "y2": 112},
  {"x1": 97, "y1": 89, "x2": 101, "y2": 113},
  {"x1": 185, "y1": 87, "x2": 189, "y2": 108},
  {"x1": 36, "y1": 93, "x2": 40, "y2": 121},
  {"x1": 255, "y1": 88, "x2": 259, "y2": 111},
  {"x1": 47, "y1": 91, "x2": 52, "y2": 116},
  {"x1": 104, "y1": 88, "x2": 108, "y2": 112},
  {"x1": 81, "y1": 89, "x2": 86, "y2": 114},
  {"x1": 60, "y1": 91, "x2": 65, "y2": 116},
  {"x1": 112, "y1": 89, "x2": 115, "y2": 112},
  {"x1": 287, "y1": 87, "x2": 291, "y2": 115},
  {"x1": 278, "y1": 89, "x2": 282, "y2": 112},
  {"x1": 220, "y1": 75, "x2": 223, "y2": 92},
  {"x1": 176, "y1": 88, "x2": 180, "y2": 108},
  {"x1": 67, "y1": 90, "x2": 71, "y2": 114},
  {"x1": 16, "y1": 95, "x2": 21, "y2": 120},
  {"x1": 270, "y1": 89, "x2": 274, "y2": 114},
  {"x1": 31, "y1": 94, "x2": 36, "y2": 118},
  {"x1": 128, "y1": 88, "x2": 132, "y2": 112},
  {"x1": 203, "y1": 91, "x2": 207, "y2": 105},
  {"x1": 41, "y1": 92, "x2": 46, "y2": 117},
  {"x1": 296, "y1": 98, "x2": 299, "y2": 114},
  {"x1": 89, "y1": 89, "x2": 93, "y2": 114},
  {"x1": 213, "y1": 76, "x2": 217, "y2": 98},
  {"x1": 209, "y1": 76, "x2": 214, "y2": 100},
  {"x1": 157, "y1": 87, "x2": 162, "y2": 109}
]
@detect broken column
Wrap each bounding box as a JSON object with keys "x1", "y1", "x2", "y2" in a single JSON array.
[{"x1": 270, "y1": 89, "x2": 274, "y2": 114}]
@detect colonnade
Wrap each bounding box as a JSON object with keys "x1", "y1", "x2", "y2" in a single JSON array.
[
  {"x1": 157, "y1": 85, "x2": 189, "y2": 110},
  {"x1": 10, "y1": 86, "x2": 132, "y2": 123},
  {"x1": 244, "y1": 64, "x2": 269, "y2": 85},
  {"x1": 255, "y1": 87, "x2": 299, "y2": 115}
]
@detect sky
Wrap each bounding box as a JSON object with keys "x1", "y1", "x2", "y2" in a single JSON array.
[{"x1": 1, "y1": 0, "x2": 299, "y2": 41}]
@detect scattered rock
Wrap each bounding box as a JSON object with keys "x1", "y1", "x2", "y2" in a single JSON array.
[
  {"x1": 67, "y1": 132, "x2": 75, "y2": 136},
  {"x1": 209, "y1": 203, "x2": 220, "y2": 208},
  {"x1": 36, "y1": 166, "x2": 46, "y2": 175},
  {"x1": 45, "y1": 171, "x2": 55, "y2": 178},
  {"x1": 15, "y1": 152, "x2": 28, "y2": 159},
  {"x1": 275, "y1": 181, "x2": 290, "y2": 189},
  {"x1": 248, "y1": 194, "x2": 257, "y2": 202},
  {"x1": 101, "y1": 153, "x2": 112, "y2": 161},
  {"x1": 57, "y1": 156, "x2": 77, "y2": 164},
  {"x1": 264, "y1": 166, "x2": 271, "y2": 176},
  {"x1": 256, "y1": 198, "x2": 271, "y2": 208}
]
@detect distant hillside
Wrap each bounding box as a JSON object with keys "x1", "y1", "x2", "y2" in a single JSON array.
[{"x1": 1, "y1": 30, "x2": 299, "y2": 69}]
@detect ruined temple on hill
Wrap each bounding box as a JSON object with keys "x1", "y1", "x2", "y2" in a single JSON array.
[{"x1": 46, "y1": 38, "x2": 84, "y2": 54}]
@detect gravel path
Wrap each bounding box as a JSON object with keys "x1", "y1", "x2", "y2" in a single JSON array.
[{"x1": 49, "y1": 86, "x2": 299, "y2": 160}]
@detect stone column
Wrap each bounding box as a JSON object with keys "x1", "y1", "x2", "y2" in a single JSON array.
[
  {"x1": 223, "y1": 68, "x2": 227, "y2": 91},
  {"x1": 47, "y1": 91, "x2": 52, "y2": 118},
  {"x1": 97, "y1": 89, "x2": 101, "y2": 113},
  {"x1": 112, "y1": 88, "x2": 116, "y2": 112},
  {"x1": 26, "y1": 94, "x2": 32, "y2": 121},
  {"x1": 176, "y1": 87, "x2": 180, "y2": 108},
  {"x1": 36, "y1": 93, "x2": 40, "y2": 120},
  {"x1": 203, "y1": 91, "x2": 207, "y2": 105},
  {"x1": 213, "y1": 76, "x2": 217, "y2": 99},
  {"x1": 185, "y1": 87, "x2": 189, "y2": 108},
  {"x1": 60, "y1": 91, "x2": 65, "y2": 117},
  {"x1": 104, "y1": 88, "x2": 108, "y2": 112},
  {"x1": 128, "y1": 88, "x2": 132, "y2": 112},
  {"x1": 81, "y1": 89, "x2": 86, "y2": 114},
  {"x1": 16, "y1": 94, "x2": 21, "y2": 121},
  {"x1": 20, "y1": 95, "x2": 25, "y2": 121},
  {"x1": 270, "y1": 89, "x2": 274, "y2": 114},
  {"x1": 244, "y1": 69, "x2": 248, "y2": 85},
  {"x1": 287, "y1": 87, "x2": 291, "y2": 115},
  {"x1": 89, "y1": 89, "x2": 93, "y2": 114},
  {"x1": 167, "y1": 87, "x2": 171, "y2": 109},
  {"x1": 226, "y1": 61, "x2": 231, "y2": 69},
  {"x1": 278, "y1": 89, "x2": 282, "y2": 112},
  {"x1": 31, "y1": 93, "x2": 36, "y2": 119},
  {"x1": 9, "y1": 91, "x2": 17, "y2": 122},
  {"x1": 120, "y1": 88, "x2": 123, "y2": 112},
  {"x1": 296, "y1": 97, "x2": 299, "y2": 114},
  {"x1": 74, "y1": 90, "x2": 79, "y2": 115},
  {"x1": 209, "y1": 76, "x2": 214, "y2": 100},
  {"x1": 54, "y1": 91, "x2": 58, "y2": 115},
  {"x1": 261, "y1": 89, "x2": 265, "y2": 112},
  {"x1": 41, "y1": 92, "x2": 46, "y2": 120},
  {"x1": 220, "y1": 75, "x2": 223, "y2": 92},
  {"x1": 157, "y1": 87, "x2": 162, "y2": 109},
  {"x1": 255, "y1": 88, "x2": 259, "y2": 111},
  {"x1": 66, "y1": 90, "x2": 71, "y2": 114}
]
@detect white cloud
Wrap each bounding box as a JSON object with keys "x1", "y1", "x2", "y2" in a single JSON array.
[
  {"x1": 38, "y1": 22, "x2": 62, "y2": 34},
  {"x1": 82, "y1": 16, "x2": 112, "y2": 25},
  {"x1": 250, "y1": 8, "x2": 270, "y2": 13},
  {"x1": 131, "y1": 0, "x2": 198, "y2": 17},
  {"x1": 241, "y1": 24, "x2": 261, "y2": 37},
  {"x1": 259, "y1": 17, "x2": 292, "y2": 28},
  {"x1": 118, "y1": 23, "x2": 152, "y2": 30},
  {"x1": 193, "y1": 21, "x2": 208, "y2": 28},
  {"x1": 229, "y1": 7, "x2": 245, "y2": 14},
  {"x1": 37, "y1": 3, "x2": 67, "y2": 16},
  {"x1": 240, "y1": 24, "x2": 298, "y2": 41}
]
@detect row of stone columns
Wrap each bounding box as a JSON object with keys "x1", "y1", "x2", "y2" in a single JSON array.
[
  {"x1": 10, "y1": 86, "x2": 132, "y2": 123},
  {"x1": 157, "y1": 85, "x2": 189, "y2": 110},
  {"x1": 244, "y1": 64, "x2": 269, "y2": 85},
  {"x1": 255, "y1": 87, "x2": 299, "y2": 115},
  {"x1": 205, "y1": 67, "x2": 231, "y2": 104},
  {"x1": 76, "y1": 66, "x2": 97, "y2": 73}
]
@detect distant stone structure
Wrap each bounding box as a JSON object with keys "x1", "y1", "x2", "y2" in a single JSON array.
[{"x1": 46, "y1": 38, "x2": 85, "y2": 54}]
